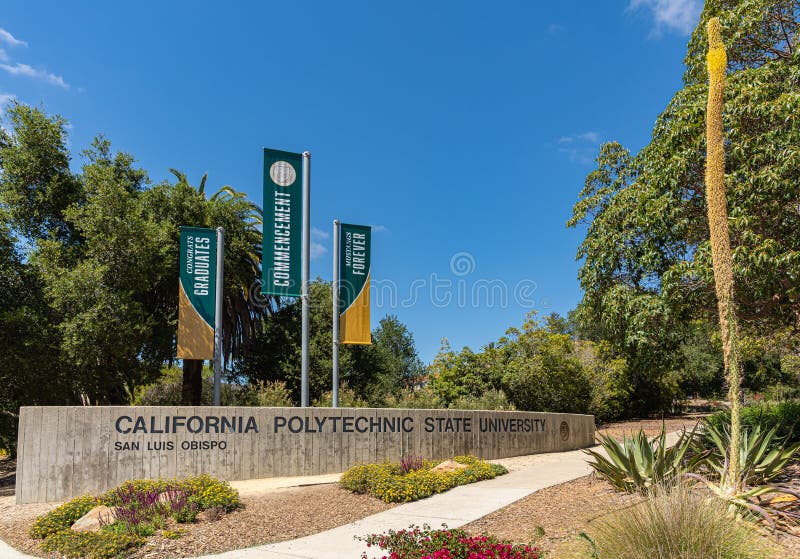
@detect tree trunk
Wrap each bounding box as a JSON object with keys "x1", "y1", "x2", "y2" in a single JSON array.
[{"x1": 182, "y1": 359, "x2": 203, "y2": 405}]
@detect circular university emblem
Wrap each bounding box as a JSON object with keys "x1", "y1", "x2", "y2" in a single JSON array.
[
  {"x1": 559, "y1": 421, "x2": 570, "y2": 441},
  {"x1": 270, "y1": 161, "x2": 297, "y2": 187}
]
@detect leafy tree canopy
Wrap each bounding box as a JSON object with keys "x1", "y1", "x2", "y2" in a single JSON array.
[{"x1": 568, "y1": 0, "x2": 800, "y2": 411}]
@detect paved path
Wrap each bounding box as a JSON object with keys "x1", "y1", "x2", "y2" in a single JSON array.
[
  {"x1": 209, "y1": 447, "x2": 596, "y2": 559},
  {"x1": 0, "y1": 434, "x2": 681, "y2": 559}
]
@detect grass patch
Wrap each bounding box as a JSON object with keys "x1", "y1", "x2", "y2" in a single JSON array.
[
  {"x1": 575, "y1": 483, "x2": 776, "y2": 559},
  {"x1": 340, "y1": 455, "x2": 507, "y2": 503}
]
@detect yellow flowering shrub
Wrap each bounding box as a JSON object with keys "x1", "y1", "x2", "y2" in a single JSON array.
[
  {"x1": 40, "y1": 530, "x2": 143, "y2": 559},
  {"x1": 99, "y1": 473, "x2": 241, "y2": 511},
  {"x1": 180, "y1": 473, "x2": 241, "y2": 511},
  {"x1": 340, "y1": 455, "x2": 507, "y2": 503},
  {"x1": 30, "y1": 495, "x2": 100, "y2": 538}
]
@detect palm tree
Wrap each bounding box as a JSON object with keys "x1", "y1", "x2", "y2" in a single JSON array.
[{"x1": 169, "y1": 169, "x2": 277, "y2": 404}]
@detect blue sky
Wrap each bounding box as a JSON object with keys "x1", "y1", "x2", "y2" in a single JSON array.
[{"x1": 1, "y1": 0, "x2": 702, "y2": 362}]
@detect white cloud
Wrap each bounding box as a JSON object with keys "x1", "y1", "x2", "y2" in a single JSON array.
[
  {"x1": 628, "y1": 0, "x2": 702, "y2": 36},
  {"x1": 0, "y1": 62, "x2": 69, "y2": 88},
  {"x1": 556, "y1": 131, "x2": 602, "y2": 164},
  {"x1": 559, "y1": 131, "x2": 600, "y2": 144},
  {"x1": 0, "y1": 48, "x2": 8, "y2": 62},
  {"x1": 0, "y1": 28, "x2": 27, "y2": 48},
  {"x1": 371, "y1": 224, "x2": 388, "y2": 233},
  {"x1": 311, "y1": 226, "x2": 330, "y2": 240},
  {"x1": 310, "y1": 241, "x2": 327, "y2": 259},
  {"x1": 0, "y1": 93, "x2": 15, "y2": 108}
]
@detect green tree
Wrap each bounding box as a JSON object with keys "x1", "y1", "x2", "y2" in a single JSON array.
[
  {"x1": 429, "y1": 340, "x2": 502, "y2": 406},
  {"x1": 34, "y1": 137, "x2": 168, "y2": 402},
  {"x1": 429, "y1": 314, "x2": 598, "y2": 415},
  {"x1": 371, "y1": 315, "x2": 425, "y2": 390},
  {"x1": 235, "y1": 280, "x2": 422, "y2": 405},
  {"x1": 0, "y1": 103, "x2": 270, "y2": 413},
  {"x1": 0, "y1": 102, "x2": 82, "y2": 243},
  {"x1": 0, "y1": 223, "x2": 73, "y2": 451},
  {"x1": 143, "y1": 170, "x2": 268, "y2": 404},
  {"x1": 498, "y1": 315, "x2": 592, "y2": 414},
  {"x1": 568, "y1": 0, "x2": 800, "y2": 412}
]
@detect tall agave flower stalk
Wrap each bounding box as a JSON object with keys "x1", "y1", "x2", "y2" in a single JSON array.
[{"x1": 705, "y1": 17, "x2": 742, "y2": 490}]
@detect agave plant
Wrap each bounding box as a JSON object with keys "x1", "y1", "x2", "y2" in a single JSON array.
[
  {"x1": 698, "y1": 419, "x2": 800, "y2": 486},
  {"x1": 585, "y1": 424, "x2": 702, "y2": 494},
  {"x1": 685, "y1": 417, "x2": 800, "y2": 527}
]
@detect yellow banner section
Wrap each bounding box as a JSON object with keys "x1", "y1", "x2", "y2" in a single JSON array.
[
  {"x1": 340, "y1": 273, "x2": 371, "y2": 344},
  {"x1": 177, "y1": 283, "x2": 215, "y2": 359}
]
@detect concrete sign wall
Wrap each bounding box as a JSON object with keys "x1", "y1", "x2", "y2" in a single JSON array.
[{"x1": 15, "y1": 406, "x2": 594, "y2": 503}]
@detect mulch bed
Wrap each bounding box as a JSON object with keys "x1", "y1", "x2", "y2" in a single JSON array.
[
  {"x1": 0, "y1": 484, "x2": 395, "y2": 558},
  {"x1": 464, "y1": 475, "x2": 639, "y2": 554}
]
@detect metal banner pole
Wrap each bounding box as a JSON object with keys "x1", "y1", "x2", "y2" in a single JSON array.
[
  {"x1": 332, "y1": 220, "x2": 340, "y2": 408},
  {"x1": 300, "y1": 152, "x2": 311, "y2": 407},
  {"x1": 213, "y1": 226, "x2": 225, "y2": 406}
]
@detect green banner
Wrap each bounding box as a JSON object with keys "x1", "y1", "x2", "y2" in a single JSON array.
[
  {"x1": 177, "y1": 226, "x2": 217, "y2": 360},
  {"x1": 262, "y1": 148, "x2": 303, "y2": 297},
  {"x1": 339, "y1": 223, "x2": 371, "y2": 344}
]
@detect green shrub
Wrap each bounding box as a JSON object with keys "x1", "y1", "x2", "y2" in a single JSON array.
[
  {"x1": 31, "y1": 494, "x2": 144, "y2": 558},
  {"x1": 575, "y1": 340, "x2": 633, "y2": 422},
  {"x1": 340, "y1": 455, "x2": 507, "y2": 503},
  {"x1": 313, "y1": 383, "x2": 370, "y2": 407},
  {"x1": 706, "y1": 401, "x2": 800, "y2": 445},
  {"x1": 132, "y1": 366, "x2": 250, "y2": 406},
  {"x1": 98, "y1": 474, "x2": 241, "y2": 512},
  {"x1": 450, "y1": 389, "x2": 515, "y2": 411},
  {"x1": 384, "y1": 386, "x2": 443, "y2": 409},
  {"x1": 340, "y1": 462, "x2": 399, "y2": 494},
  {"x1": 248, "y1": 380, "x2": 293, "y2": 406},
  {"x1": 181, "y1": 474, "x2": 241, "y2": 511},
  {"x1": 578, "y1": 483, "x2": 775, "y2": 559},
  {"x1": 173, "y1": 503, "x2": 199, "y2": 523}
]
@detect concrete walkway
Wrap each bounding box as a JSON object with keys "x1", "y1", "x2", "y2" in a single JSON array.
[
  {"x1": 213, "y1": 447, "x2": 596, "y2": 559},
  {"x1": 1, "y1": 435, "x2": 681, "y2": 559}
]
